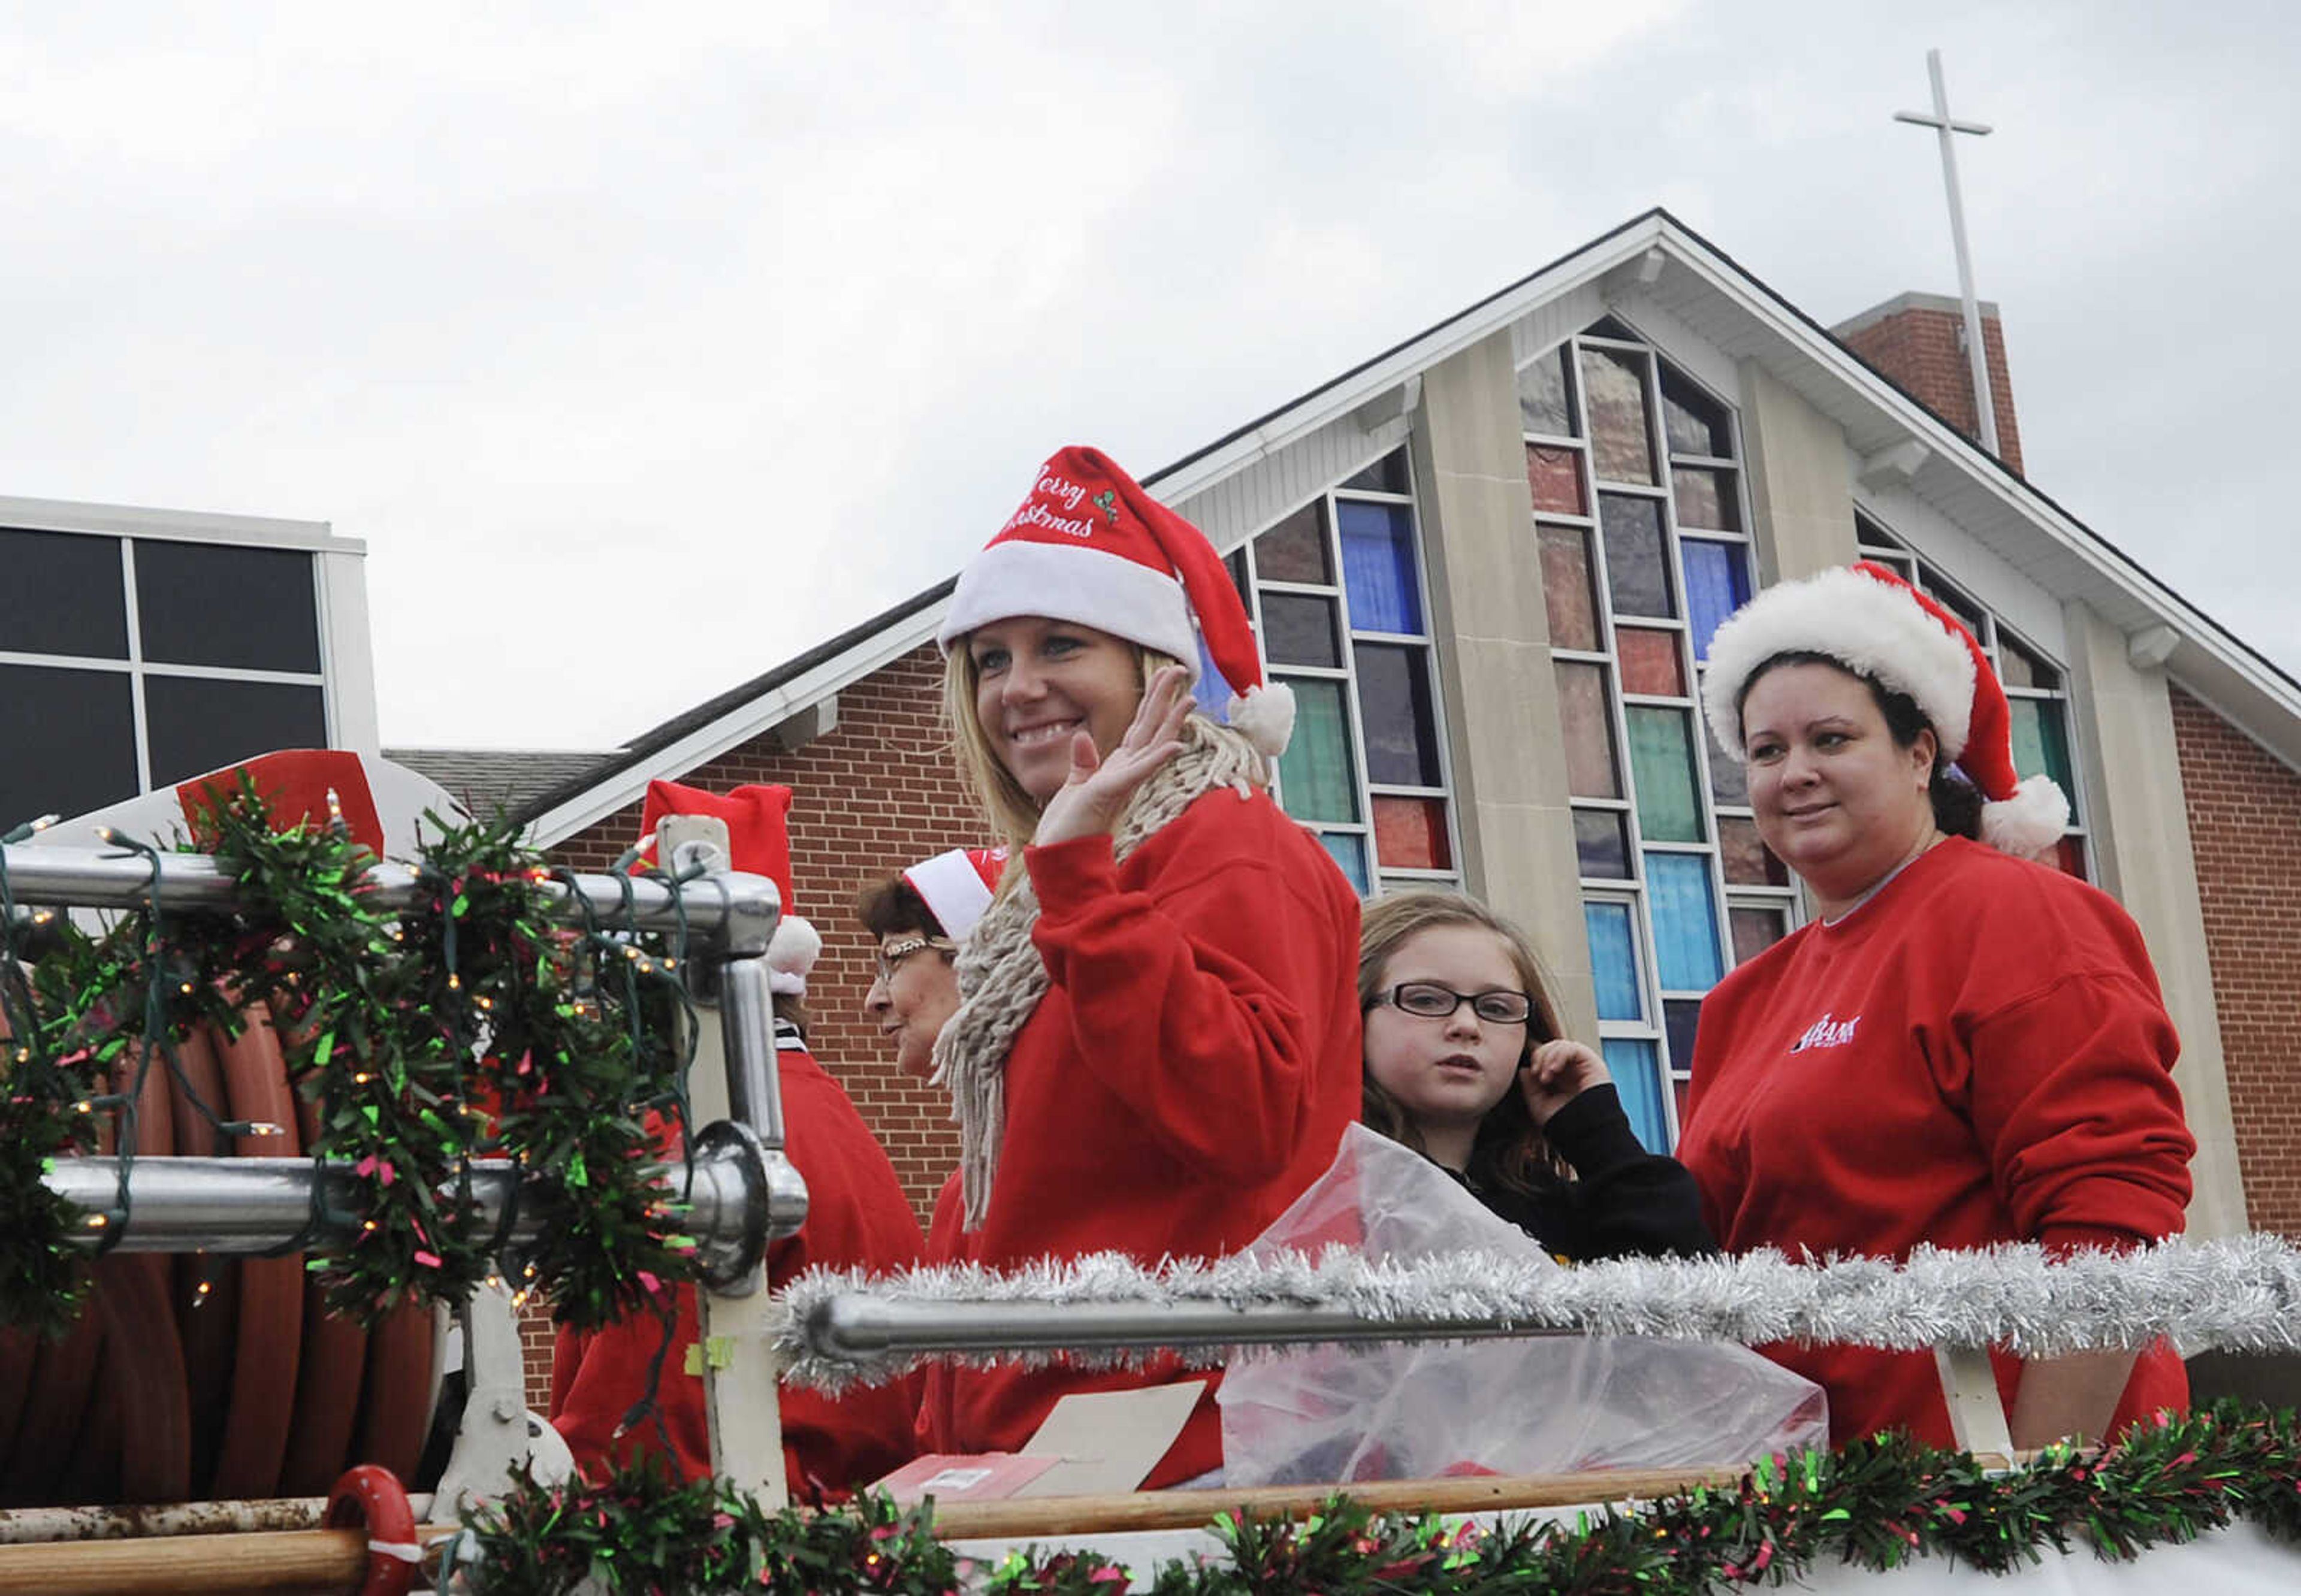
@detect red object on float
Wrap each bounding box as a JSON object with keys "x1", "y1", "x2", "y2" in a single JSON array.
[{"x1": 325, "y1": 1463, "x2": 421, "y2": 1596}]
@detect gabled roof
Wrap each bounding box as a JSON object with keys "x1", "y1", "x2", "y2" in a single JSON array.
[
  {"x1": 520, "y1": 207, "x2": 2301, "y2": 843},
  {"x1": 388, "y1": 746, "x2": 625, "y2": 819}
]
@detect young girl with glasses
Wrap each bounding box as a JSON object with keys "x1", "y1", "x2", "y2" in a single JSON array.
[{"x1": 1360, "y1": 891, "x2": 1714, "y2": 1261}]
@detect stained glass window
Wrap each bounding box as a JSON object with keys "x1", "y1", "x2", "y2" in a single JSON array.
[
  {"x1": 1525, "y1": 318, "x2": 1760, "y2": 1147},
  {"x1": 1626, "y1": 708, "x2": 1704, "y2": 844},
  {"x1": 1580, "y1": 346, "x2": 1656, "y2": 486},
  {"x1": 1584, "y1": 902, "x2": 1644, "y2": 1021},
  {"x1": 1856, "y1": 513, "x2": 2091, "y2": 879},
  {"x1": 1599, "y1": 495, "x2": 1674, "y2": 618},
  {"x1": 1680, "y1": 537, "x2": 1751, "y2": 663},
  {"x1": 1604, "y1": 1039, "x2": 1669, "y2": 1154},
  {"x1": 1339, "y1": 501, "x2": 1421, "y2": 634},
  {"x1": 1275, "y1": 678, "x2": 1360, "y2": 824},
  {"x1": 1527, "y1": 444, "x2": 1587, "y2": 516},
  {"x1": 1237, "y1": 452, "x2": 1460, "y2": 892},
  {"x1": 1261, "y1": 592, "x2": 1342, "y2": 668},
  {"x1": 1539, "y1": 525, "x2": 1601, "y2": 651}
]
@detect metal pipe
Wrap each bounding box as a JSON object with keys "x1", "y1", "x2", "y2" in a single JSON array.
[
  {"x1": 0, "y1": 844, "x2": 779, "y2": 951},
  {"x1": 716, "y1": 957, "x2": 786, "y2": 1151},
  {"x1": 44, "y1": 1150, "x2": 753, "y2": 1256},
  {"x1": 808, "y1": 1295, "x2": 1574, "y2": 1358}
]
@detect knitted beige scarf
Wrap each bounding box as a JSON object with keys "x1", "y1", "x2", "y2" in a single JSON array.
[{"x1": 931, "y1": 717, "x2": 1269, "y2": 1230}]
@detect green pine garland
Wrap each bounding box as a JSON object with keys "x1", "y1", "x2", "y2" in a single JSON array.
[
  {"x1": 0, "y1": 785, "x2": 703, "y2": 1337},
  {"x1": 452, "y1": 1400, "x2": 2301, "y2": 1594}
]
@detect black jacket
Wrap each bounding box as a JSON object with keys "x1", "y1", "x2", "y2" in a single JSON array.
[{"x1": 1445, "y1": 1084, "x2": 1717, "y2": 1261}]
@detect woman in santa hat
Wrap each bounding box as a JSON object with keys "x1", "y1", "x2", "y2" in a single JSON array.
[
  {"x1": 1675, "y1": 563, "x2": 2194, "y2": 1451},
  {"x1": 921, "y1": 446, "x2": 1362, "y2": 1486},
  {"x1": 552, "y1": 782, "x2": 924, "y2": 1498},
  {"x1": 856, "y1": 847, "x2": 1005, "y2": 1081}
]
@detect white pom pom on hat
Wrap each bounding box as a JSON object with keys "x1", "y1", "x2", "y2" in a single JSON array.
[{"x1": 1701, "y1": 560, "x2": 2069, "y2": 857}]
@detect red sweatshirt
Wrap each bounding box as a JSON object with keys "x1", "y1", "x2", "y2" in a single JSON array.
[
  {"x1": 919, "y1": 786, "x2": 1362, "y2": 1486},
  {"x1": 1677, "y1": 838, "x2": 2195, "y2": 1449},
  {"x1": 552, "y1": 1027, "x2": 925, "y2": 1497}
]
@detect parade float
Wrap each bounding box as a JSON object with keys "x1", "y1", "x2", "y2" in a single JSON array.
[{"x1": 1, "y1": 754, "x2": 2299, "y2": 1593}]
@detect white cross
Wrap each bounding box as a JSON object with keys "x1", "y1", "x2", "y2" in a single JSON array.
[{"x1": 1895, "y1": 49, "x2": 2001, "y2": 458}]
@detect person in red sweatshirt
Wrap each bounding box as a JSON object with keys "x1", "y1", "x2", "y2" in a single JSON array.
[
  {"x1": 551, "y1": 782, "x2": 924, "y2": 1498},
  {"x1": 1677, "y1": 563, "x2": 2194, "y2": 1452},
  {"x1": 920, "y1": 446, "x2": 1362, "y2": 1487}
]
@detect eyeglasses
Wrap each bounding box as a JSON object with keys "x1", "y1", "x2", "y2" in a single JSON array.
[
  {"x1": 1372, "y1": 981, "x2": 1534, "y2": 1026},
  {"x1": 873, "y1": 935, "x2": 955, "y2": 983}
]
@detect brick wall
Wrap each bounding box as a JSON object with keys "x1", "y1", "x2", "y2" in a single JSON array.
[
  {"x1": 524, "y1": 643, "x2": 986, "y2": 1409},
  {"x1": 2170, "y1": 685, "x2": 2301, "y2": 1238},
  {"x1": 551, "y1": 642, "x2": 980, "y2": 1219},
  {"x1": 1836, "y1": 303, "x2": 2026, "y2": 475}
]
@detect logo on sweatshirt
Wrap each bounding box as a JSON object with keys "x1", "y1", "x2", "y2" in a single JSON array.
[{"x1": 1789, "y1": 1012, "x2": 1859, "y2": 1052}]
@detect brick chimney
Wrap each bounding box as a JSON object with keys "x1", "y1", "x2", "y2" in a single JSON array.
[{"x1": 1830, "y1": 292, "x2": 2024, "y2": 476}]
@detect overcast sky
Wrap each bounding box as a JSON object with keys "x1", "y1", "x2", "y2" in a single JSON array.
[{"x1": 0, "y1": 1, "x2": 2290, "y2": 749}]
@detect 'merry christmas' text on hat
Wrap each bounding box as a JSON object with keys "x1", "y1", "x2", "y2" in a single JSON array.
[
  {"x1": 935, "y1": 446, "x2": 1296, "y2": 758},
  {"x1": 635, "y1": 779, "x2": 822, "y2": 994},
  {"x1": 901, "y1": 847, "x2": 1007, "y2": 941},
  {"x1": 1699, "y1": 560, "x2": 2070, "y2": 856}
]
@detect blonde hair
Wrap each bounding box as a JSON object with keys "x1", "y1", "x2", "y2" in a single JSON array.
[
  {"x1": 1358, "y1": 890, "x2": 1565, "y2": 1193},
  {"x1": 942, "y1": 631, "x2": 1260, "y2": 860}
]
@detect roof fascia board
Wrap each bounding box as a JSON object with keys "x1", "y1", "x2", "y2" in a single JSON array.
[
  {"x1": 1648, "y1": 219, "x2": 2301, "y2": 727},
  {"x1": 1146, "y1": 216, "x2": 1668, "y2": 506},
  {"x1": 524, "y1": 596, "x2": 953, "y2": 845}
]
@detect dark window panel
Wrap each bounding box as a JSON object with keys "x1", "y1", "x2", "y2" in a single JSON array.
[
  {"x1": 1729, "y1": 905, "x2": 1789, "y2": 965},
  {"x1": 1526, "y1": 443, "x2": 1587, "y2": 516},
  {"x1": 1999, "y1": 635, "x2": 2062, "y2": 691},
  {"x1": 1598, "y1": 494, "x2": 1675, "y2": 618},
  {"x1": 1353, "y1": 642, "x2": 1442, "y2": 788},
  {"x1": 1253, "y1": 503, "x2": 1331, "y2": 585},
  {"x1": 1260, "y1": 592, "x2": 1342, "y2": 668},
  {"x1": 1660, "y1": 368, "x2": 1734, "y2": 459},
  {"x1": 1372, "y1": 795, "x2": 1451, "y2": 871},
  {"x1": 0, "y1": 664, "x2": 138, "y2": 824},
  {"x1": 1664, "y1": 996, "x2": 1704, "y2": 1073},
  {"x1": 1539, "y1": 523, "x2": 1602, "y2": 652},
  {"x1": 1915, "y1": 563, "x2": 1989, "y2": 642},
  {"x1": 1671, "y1": 466, "x2": 1740, "y2": 532},
  {"x1": 1854, "y1": 513, "x2": 1903, "y2": 549},
  {"x1": 1572, "y1": 808, "x2": 1630, "y2": 878},
  {"x1": 136, "y1": 540, "x2": 321, "y2": 673},
  {"x1": 1338, "y1": 450, "x2": 1411, "y2": 495},
  {"x1": 1517, "y1": 347, "x2": 1577, "y2": 437},
  {"x1": 0, "y1": 528, "x2": 128, "y2": 659},
  {"x1": 1583, "y1": 315, "x2": 1639, "y2": 341},
  {"x1": 1707, "y1": 736, "x2": 1750, "y2": 806},
  {"x1": 144, "y1": 676, "x2": 328, "y2": 788},
  {"x1": 1578, "y1": 347, "x2": 1657, "y2": 486}
]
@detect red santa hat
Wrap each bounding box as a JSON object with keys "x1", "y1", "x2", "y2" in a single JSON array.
[
  {"x1": 635, "y1": 780, "x2": 820, "y2": 995},
  {"x1": 935, "y1": 445, "x2": 1296, "y2": 758},
  {"x1": 899, "y1": 846, "x2": 1007, "y2": 941},
  {"x1": 1699, "y1": 560, "x2": 2070, "y2": 856}
]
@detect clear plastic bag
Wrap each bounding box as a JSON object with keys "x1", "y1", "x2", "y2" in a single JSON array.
[{"x1": 1216, "y1": 1125, "x2": 1827, "y2": 1485}]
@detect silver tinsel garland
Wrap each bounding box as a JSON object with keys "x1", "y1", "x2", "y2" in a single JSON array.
[{"x1": 769, "y1": 1234, "x2": 2301, "y2": 1393}]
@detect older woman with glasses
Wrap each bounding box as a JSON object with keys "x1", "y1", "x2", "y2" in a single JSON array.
[
  {"x1": 1359, "y1": 889, "x2": 1715, "y2": 1261},
  {"x1": 857, "y1": 847, "x2": 1004, "y2": 1080}
]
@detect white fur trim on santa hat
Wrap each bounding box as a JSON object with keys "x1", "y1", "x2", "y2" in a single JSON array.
[
  {"x1": 1979, "y1": 774, "x2": 2072, "y2": 856},
  {"x1": 766, "y1": 913, "x2": 821, "y2": 996},
  {"x1": 1701, "y1": 566, "x2": 1977, "y2": 764},
  {"x1": 1227, "y1": 681, "x2": 1296, "y2": 760},
  {"x1": 902, "y1": 849, "x2": 997, "y2": 941},
  {"x1": 936, "y1": 539, "x2": 1197, "y2": 671}
]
